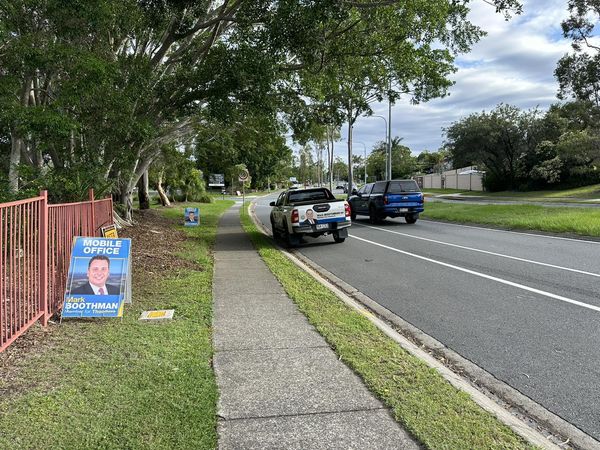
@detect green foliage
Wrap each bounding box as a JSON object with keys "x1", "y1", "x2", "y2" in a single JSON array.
[
  {"x1": 0, "y1": 0, "x2": 523, "y2": 206},
  {"x1": 556, "y1": 1, "x2": 600, "y2": 107},
  {"x1": 194, "y1": 111, "x2": 293, "y2": 190},
  {"x1": 445, "y1": 101, "x2": 600, "y2": 191},
  {"x1": 416, "y1": 150, "x2": 449, "y2": 174},
  {"x1": 195, "y1": 193, "x2": 213, "y2": 204},
  {"x1": 331, "y1": 157, "x2": 349, "y2": 182},
  {"x1": 366, "y1": 138, "x2": 418, "y2": 181}
]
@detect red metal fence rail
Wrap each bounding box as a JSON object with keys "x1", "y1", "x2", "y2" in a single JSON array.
[{"x1": 0, "y1": 189, "x2": 113, "y2": 352}]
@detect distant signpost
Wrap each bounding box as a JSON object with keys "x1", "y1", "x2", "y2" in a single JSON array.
[
  {"x1": 238, "y1": 169, "x2": 249, "y2": 183},
  {"x1": 209, "y1": 173, "x2": 225, "y2": 187},
  {"x1": 239, "y1": 169, "x2": 250, "y2": 209}
]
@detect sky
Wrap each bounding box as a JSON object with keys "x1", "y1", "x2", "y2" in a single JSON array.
[{"x1": 293, "y1": 0, "x2": 574, "y2": 160}]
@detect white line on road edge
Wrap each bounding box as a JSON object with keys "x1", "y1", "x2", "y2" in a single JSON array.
[
  {"x1": 350, "y1": 234, "x2": 600, "y2": 314},
  {"x1": 356, "y1": 223, "x2": 600, "y2": 278}
]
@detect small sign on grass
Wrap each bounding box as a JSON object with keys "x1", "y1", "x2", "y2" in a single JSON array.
[
  {"x1": 139, "y1": 310, "x2": 175, "y2": 321},
  {"x1": 101, "y1": 224, "x2": 118, "y2": 238},
  {"x1": 184, "y1": 207, "x2": 199, "y2": 226}
]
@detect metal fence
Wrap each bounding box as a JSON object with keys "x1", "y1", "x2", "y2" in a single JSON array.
[
  {"x1": 417, "y1": 166, "x2": 484, "y2": 191},
  {"x1": 0, "y1": 190, "x2": 113, "y2": 352}
]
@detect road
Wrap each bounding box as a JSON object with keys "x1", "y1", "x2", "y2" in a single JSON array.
[{"x1": 253, "y1": 192, "x2": 600, "y2": 442}]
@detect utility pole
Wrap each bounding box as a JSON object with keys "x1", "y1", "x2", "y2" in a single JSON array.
[{"x1": 387, "y1": 79, "x2": 392, "y2": 180}]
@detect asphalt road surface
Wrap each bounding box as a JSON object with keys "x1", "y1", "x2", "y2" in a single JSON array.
[{"x1": 254, "y1": 192, "x2": 600, "y2": 441}]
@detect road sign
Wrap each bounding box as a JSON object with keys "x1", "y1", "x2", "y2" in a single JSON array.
[
  {"x1": 209, "y1": 173, "x2": 225, "y2": 187},
  {"x1": 239, "y1": 169, "x2": 249, "y2": 182}
]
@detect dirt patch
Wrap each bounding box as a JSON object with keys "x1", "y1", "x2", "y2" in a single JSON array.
[
  {"x1": 120, "y1": 209, "x2": 202, "y2": 274},
  {"x1": 0, "y1": 208, "x2": 194, "y2": 384}
]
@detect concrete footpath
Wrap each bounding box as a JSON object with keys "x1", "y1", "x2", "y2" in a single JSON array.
[{"x1": 212, "y1": 204, "x2": 420, "y2": 449}]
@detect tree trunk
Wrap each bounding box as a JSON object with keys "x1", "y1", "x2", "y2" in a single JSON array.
[
  {"x1": 8, "y1": 129, "x2": 22, "y2": 193},
  {"x1": 118, "y1": 184, "x2": 134, "y2": 223},
  {"x1": 328, "y1": 130, "x2": 334, "y2": 191},
  {"x1": 156, "y1": 170, "x2": 171, "y2": 207},
  {"x1": 347, "y1": 114, "x2": 354, "y2": 200},
  {"x1": 137, "y1": 169, "x2": 150, "y2": 209}
]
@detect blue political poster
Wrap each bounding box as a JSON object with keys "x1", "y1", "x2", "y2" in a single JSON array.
[
  {"x1": 62, "y1": 237, "x2": 132, "y2": 318},
  {"x1": 184, "y1": 207, "x2": 199, "y2": 226}
]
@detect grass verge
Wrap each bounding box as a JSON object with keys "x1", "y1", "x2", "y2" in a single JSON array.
[
  {"x1": 459, "y1": 184, "x2": 600, "y2": 199},
  {"x1": 240, "y1": 208, "x2": 534, "y2": 450},
  {"x1": 423, "y1": 202, "x2": 600, "y2": 237},
  {"x1": 0, "y1": 200, "x2": 233, "y2": 450}
]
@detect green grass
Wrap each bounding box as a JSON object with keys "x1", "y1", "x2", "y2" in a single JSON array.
[
  {"x1": 458, "y1": 184, "x2": 600, "y2": 200},
  {"x1": 422, "y1": 202, "x2": 600, "y2": 237},
  {"x1": 240, "y1": 209, "x2": 534, "y2": 450},
  {"x1": 0, "y1": 200, "x2": 233, "y2": 450}
]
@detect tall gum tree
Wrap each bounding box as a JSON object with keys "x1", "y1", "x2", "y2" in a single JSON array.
[
  {"x1": 293, "y1": 0, "x2": 522, "y2": 195},
  {"x1": 1, "y1": 0, "x2": 522, "y2": 215}
]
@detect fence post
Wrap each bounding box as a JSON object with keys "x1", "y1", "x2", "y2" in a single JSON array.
[
  {"x1": 40, "y1": 190, "x2": 49, "y2": 326},
  {"x1": 89, "y1": 188, "x2": 95, "y2": 236}
]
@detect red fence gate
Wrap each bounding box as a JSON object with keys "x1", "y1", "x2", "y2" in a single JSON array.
[{"x1": 0, "y1": 190, "x2": 113, "y2": 352}]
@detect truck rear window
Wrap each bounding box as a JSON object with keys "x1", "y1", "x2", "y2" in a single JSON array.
[
  {"x1": 288, "y1": 189, "x2": 334, "y2": 203},
  {"x1": 387, "y1": 180, "x2": 420, "y2": 194}
]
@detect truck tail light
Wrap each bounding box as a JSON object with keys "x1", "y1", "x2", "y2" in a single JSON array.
[
  {"x1": 291, "y1": 209, "x2": 299, "y2": 223},
  {"x1": 344, "y1": 202, "x2": 351, "y2": 217},
  {"x1": 383, "y1": 195, "x2": 389, "y2": 205}
]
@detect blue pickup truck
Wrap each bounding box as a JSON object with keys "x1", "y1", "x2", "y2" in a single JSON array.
[{"x1": 348, "y1": 180, "x2": 424, "y2": 224}]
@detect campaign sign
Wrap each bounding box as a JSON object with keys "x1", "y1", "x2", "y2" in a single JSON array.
[
  {"x1": 101, "y1": 224, "x2": 118, "y2": 238},
  {"x1": 62, "y1": 237, "x2": 132, "y2": 318},
  {"x1": 184, "y1": 207, "x2": 199, "y2": 226},
  {"x1": 209, "y1": 173, "x2": 225, "y2": 187}
]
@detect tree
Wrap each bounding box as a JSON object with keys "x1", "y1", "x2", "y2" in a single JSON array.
[
  {"x1": 367, "y1": 138, "x2": 417, "y2": 181},
  {"x1": 444, "y1": 104, "x2": 541, "y2": 191},
  {"x1": 556, "y1": 1, "x2": 600, "y2": 106},
  {"x1": 295, "y1": 0, "x2": 522, "y2": 196},
  {"x1": 0, "y1": 0, "x2": 523, "y2": 213},
  {"x1": 194, "y1": 113, "x2": 293, "y2": 190},
  {"x1": 331, "y1": 157, "x2": 349, "y2": 183},
  {"x1": 416, "y1": 150, "x2": 449, "y2": 174}
]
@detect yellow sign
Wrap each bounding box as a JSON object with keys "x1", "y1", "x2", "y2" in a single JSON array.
[
  {"x1": 139, "y1": 309, "x2": 175, "y2": 321},
  {"x1": 101, "y1": 224, "x2": 118, "y2": 238}
]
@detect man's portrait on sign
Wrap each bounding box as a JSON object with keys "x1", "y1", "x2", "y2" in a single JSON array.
[{"x1": 69, "y1": 255, "x2": 121, "y2": 295}]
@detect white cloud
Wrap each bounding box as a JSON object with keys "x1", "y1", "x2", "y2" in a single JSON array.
[{"x1": 341, "y1": 0, "x2": 574, "y2": 155}]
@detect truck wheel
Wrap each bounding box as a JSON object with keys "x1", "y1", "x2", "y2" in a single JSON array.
[
  {"x1": 332, "y1": 231, "x2": 345, "y2": 243},
  {"x1": 405, "y1": 214, "x2": 418, "y2": 224},
  {"x1": 282, "y1": 221, "x2": 296, "y2": 247},
  {"x1": 369, "y1": 205, "x2": 380, "y2": 224},
  {"x1": 270, "y1": 218, "x2": 280, "y2": 240}
]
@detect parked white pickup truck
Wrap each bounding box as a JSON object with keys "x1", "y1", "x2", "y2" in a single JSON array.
[{"x1": 269, "y1": 188, "x2": 351, "y2": 246}]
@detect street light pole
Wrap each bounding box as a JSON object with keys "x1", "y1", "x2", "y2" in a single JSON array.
[
  {"x1": 387, "y1": 79, "x2": 392, "y2": 180},
  {"x1": 372, "y1": 115, "x2": 388, "y2": 179}
]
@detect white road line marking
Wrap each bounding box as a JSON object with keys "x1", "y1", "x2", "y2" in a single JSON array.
[
  {"x1": 350, "y1": 234, "x2": 600, "y2": 313},
  {"x1": 355, "y1": 223, "x2": 600, "y2": 278},
  {"x1": 421, "y1": 219, "x2": 600, "y2": 245}
]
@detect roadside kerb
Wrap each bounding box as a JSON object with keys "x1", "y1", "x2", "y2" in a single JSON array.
[{"x1": 248, "y1": 200, "x2": 599, "y2": 450}]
